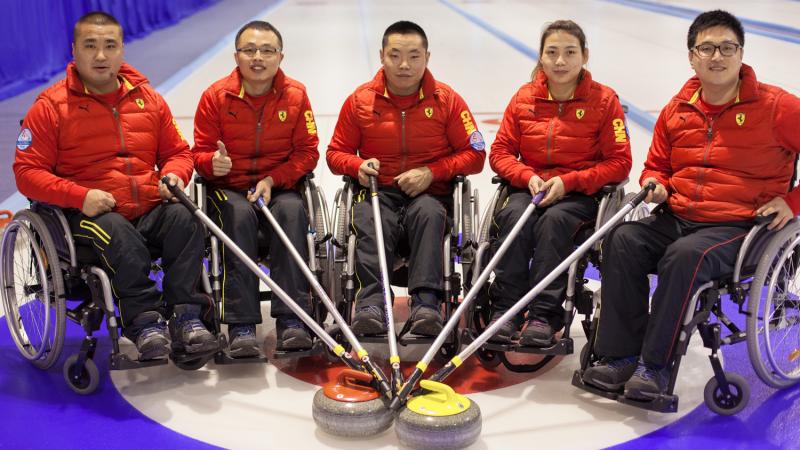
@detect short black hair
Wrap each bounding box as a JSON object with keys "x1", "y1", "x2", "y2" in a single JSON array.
[
  {"x1": 687, "y1": 10, "x2": 744, "y2": 49},
  {"x1": 382, "y1": 20, "x2": 428, "y2": 49},
  {"x1": 235, "y1": 21, "x2": 283, "y2": 50},
  {"x1": 74, "y1": 11, "x2": 123, "y2": 42}
]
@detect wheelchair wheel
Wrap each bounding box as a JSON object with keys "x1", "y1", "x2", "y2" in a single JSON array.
[
  {"x1": 621, "y1": 192, "x2": 650, "y2": 222},
  {"x1": 703, "y1": 372, "x2": 749, "y2": 416},
  {"x1": 746, "y1": 223, "x2": 800, "y2": 389},
  {"x1": 63, "y1": 354, "x2": 100, "y2": 395},
  {"x1": 476, "y1": 347, "x2": 502, "y2": 369},
  {"x1": 1, "y1": 210, "x2": 66, "y2": 369}
]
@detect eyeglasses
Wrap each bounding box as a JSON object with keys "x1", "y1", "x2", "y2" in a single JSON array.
[
  {"x1": 693, "y1": 42, "x2": 741, "y2": 58},
  {"x1": 236, "y1": 46, "x2": 282, "y2": 58}
]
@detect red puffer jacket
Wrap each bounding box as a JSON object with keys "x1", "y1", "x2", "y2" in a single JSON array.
[
  {"x1": 13, "y1": 62, "x2": 193, "y2": 220},
  {"x1": 642, "y1": 64, "x2": 800, "y2": 222},
  {"x1": 193, "y1": 69, "x2": 319, "y2": 190},
  {"x1": 490, "y1": 69, "x2": 632, "y2": 193},
  {"x1": 326, "y1": 68, "x2": 485, "y2": 196}
]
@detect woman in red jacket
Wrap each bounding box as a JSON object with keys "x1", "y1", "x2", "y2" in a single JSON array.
[{"x1": 488, "y1": 20, "x2": 631, "y2": 346}]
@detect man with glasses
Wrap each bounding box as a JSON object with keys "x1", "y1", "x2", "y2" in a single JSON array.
[
  {"x1": 192, "y1": 21, "x2": 319, "y2": 355},
  {"x1": 14, "y1": 12, "x2": 216, "y2": 361},
  {"x1": 327, "y1": 21, "x2": 485, "y2": 336},
  {"x1": 582, "y1": 10, "x2": 800, "y2": 399}
]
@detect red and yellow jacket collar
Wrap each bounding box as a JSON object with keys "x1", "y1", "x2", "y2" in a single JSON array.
[
  {"x1": 530, "y1": 68, "x2": 593, "y2": 101},
  {"x1": 221, "y1": 67, "x2": 288, "y2": 99},
  {"x1": 367, "y1": 67, "x2": 438, "y2": 102},
  {"x1": 676, "y1": 63, "x2": 759, "y2": 106},
  {"x1": 66, "y1": 61, "x2": 147, "y2": 95}
]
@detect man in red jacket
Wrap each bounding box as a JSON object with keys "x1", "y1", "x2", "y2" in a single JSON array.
[
  {"x1": 327, "y1": 21, "x2": 485, "y2": 336},
  {"x1": 583, "y1": 10, "x2": 800, "y2": 399},
  {"x1": 193, "y1": 21, "x2": 319, "y2": 354},
  {"x1": 13, "y1": 12, "x2": 216, "y2": 361}
]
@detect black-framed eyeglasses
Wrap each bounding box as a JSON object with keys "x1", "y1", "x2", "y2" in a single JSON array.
[
  {"x1": 236, "y1": 46, "x2": 282, "y2": 58},
  {"x1": 693, "y1": 42, "x2": 741, "y2": 58}
]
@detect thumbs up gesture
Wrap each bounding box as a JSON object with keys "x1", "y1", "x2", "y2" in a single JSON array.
[{"x1": 212, "y1": 140, "x2": 232, "y2": 177}]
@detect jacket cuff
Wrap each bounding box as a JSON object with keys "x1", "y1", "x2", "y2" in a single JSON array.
[
  {"x1": 67, "y1": 185, "x2": 90, "y2": 210},
  {"x1": 560, "y1": 171, "x2": 579, "y2": 193},
  {"x1": 514, "y1": 167, "x2": 536, "y2": 189}
]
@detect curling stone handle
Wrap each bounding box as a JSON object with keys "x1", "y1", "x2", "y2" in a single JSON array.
[
  {"x1": 338, "y1": 369, "x2": 374, "y2": 390},
  {"x1": 419, "y1": 380, "x2": 458, "y2": 404}
]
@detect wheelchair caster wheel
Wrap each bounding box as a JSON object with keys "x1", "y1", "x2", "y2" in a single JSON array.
[
  {"x1": 63, "y1": 354, "x2": 100, "y2": 395},
  {"x1": 704, "y1": 372, "x2": 749, "y2": 415},
  {"x1": 174, "y1": 356, "x2": 209, "y2": 371},
  {"x1": 477, "y1": 348, "x2": 502, "y2": 369},
  {"x1": 434, "y1": 342, "x2": 460, "y2": 365}
]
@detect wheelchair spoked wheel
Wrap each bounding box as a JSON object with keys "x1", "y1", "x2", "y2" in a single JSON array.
[
  {"x1": 621, "y1": 192, "x2": 650, "y2": 222},
  {"x1": 703, "y1": 372, "x2": 750, "y2": 416},
  {"x1": 0, "y1": 210, "x2": 66, "y2": 370},
  {"x1": 747, "y1": 223, "x2": 800, "y2": 389},
  {"x1": 63, "y1": 353, "x2": 100, "y2": 395}
]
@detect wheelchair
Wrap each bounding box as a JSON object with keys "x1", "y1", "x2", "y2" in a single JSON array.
[
  {"x1": 0, "y1": 202, "x2": 186, "y2": 394},
  {"x1": 328, "y1": 175, "x2": 479, "y2": 362},
  {"x1": 571, "y1": 212, "x2": 800, "y2": 415},
  {"x1": 461, "y1": 176, "x2": 648, "y2": 373},
  {"x1": 191, "y1": 172, "x2": 333, "y2": 360}
]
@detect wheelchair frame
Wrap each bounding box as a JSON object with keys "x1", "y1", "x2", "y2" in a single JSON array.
[
  {"x1": 572, "y1": 214, "x2": 800, "y2": 415},
  {"x1": 328, "y1": 175, "x2": 479, "y2": 361},
  {"x1": 192, "y1": 173, "x2": 333, "y2": 360},
  {"x1": 461, "y1": 176, "x2": 645, "y2": 373}
]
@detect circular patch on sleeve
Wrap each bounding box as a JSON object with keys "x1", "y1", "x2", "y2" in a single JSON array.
[
  {"x1": 16, "y1": 128, "x2": 32, "y2": 151},
  {"x1": 469, "y1": 130, "x2": 485, "y2": 151}
]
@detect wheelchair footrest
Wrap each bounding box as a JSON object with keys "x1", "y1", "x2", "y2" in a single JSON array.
[
  {"x1": 480, "y1": 337, "x2": 573, "y2": 355},
  {"x1": 215, "y1": 350, "x2": 267, "y2": 365},
  {"x1": 572, "y1": 370, "x2": 679, "y2": 413},
  {"x1": 109, "y1": 352, "x2": 168, "y2": 370},
  {"x1": 617, "y1": 392, "x2": 679, "y2": 413},
  {"x1": 272, "y1": 340, "x2": 324, "y2": 360},
  {"x1": 399, "y1": 334, "x2": 453, "y2": 346},
  {"x1": 571, "y1": 370, "x2": 622, "y2": 400}
]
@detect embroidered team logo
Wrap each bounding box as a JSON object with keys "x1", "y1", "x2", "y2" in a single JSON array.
[
  {"x1": 16, "y1": 128, "x2": 32, "y2": 151},
  {"x1": 425, "y1": 107, "x2": 434, "y2": 119},
  {"x1": 469, "y1": 130, "x2": 485, "y2": 151},
  {"x1": 278, "y1": 110, "x2": 287, "y2": 122},
  {"x1": 135, "y1": 98, "x2": 145, "y2": 109},
  {"x1": 576, "y1": 108, "x2": 585, "y2": 120},
  {"x1": 736, "y1": 112, "x2": 745, "y2": 126}
]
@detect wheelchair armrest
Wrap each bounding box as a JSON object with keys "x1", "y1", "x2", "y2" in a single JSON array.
[
  {"x1": 193, "y1": 174, "x2": 206, "y2": 186},
  {"x1": 600, "y1": 178, "x2": 628, "y2": 194},
  {"x1": 302, "y1": 172, "x2": 315, "y2": 181},
  {"x1": 341, "y1": 175, "x2": 356, "y2": 183},
  {"x1": 453, "y1": 175, "x2": 465, "y2": 184},
  {"x1": 491, "y1": 175, "x2": 508, "y2": 185}
]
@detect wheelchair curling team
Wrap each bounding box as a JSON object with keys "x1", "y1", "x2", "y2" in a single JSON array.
[{"x1": 12, "y1": 9, "x2": 800, "y2": 403}]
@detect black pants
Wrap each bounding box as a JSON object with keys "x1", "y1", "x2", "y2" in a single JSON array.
[
  {"x1": 489, "y1": 190, "x2": 598, "y2": 327},
  {"x1": 67, "y1": 202, "x2": 208, "y2": 338},
  {"x1": 351, "y1": 188, "x2": 449, "y2": 309},
  {"x1": 207, "y1": 188, "x2": 311, "y2": 324},
  {"x1": 595, "y1": 210, "x2": 751, "y2": 366}
]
